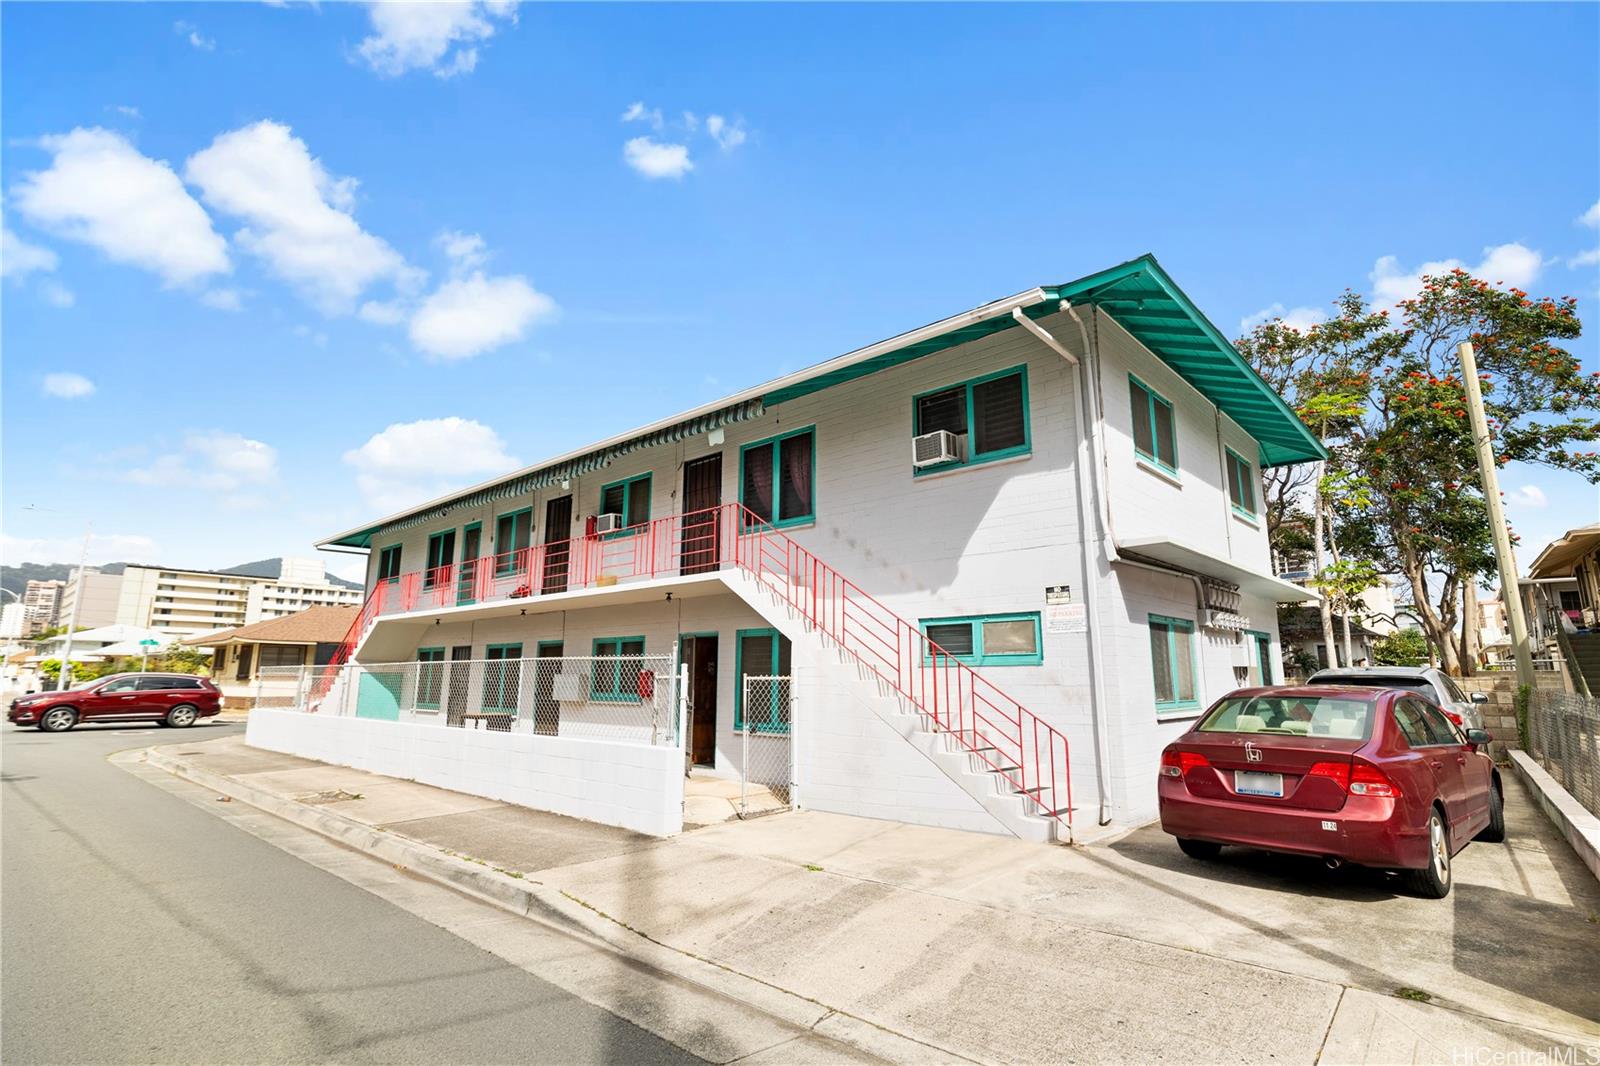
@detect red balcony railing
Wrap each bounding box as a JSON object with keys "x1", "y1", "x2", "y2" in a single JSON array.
[{"x1": 317, "y1": 501, "x2": 1072, "y2": 834}]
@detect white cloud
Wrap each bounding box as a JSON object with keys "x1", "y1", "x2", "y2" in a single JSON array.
[
  {"x1": 1510, "y1": 485, "x2": 1548, "y2": 508},
  {"x1": 113, "y1": 105, "x2": 142, "y2": 119},
  {"x1": 2, "y1": 226, "x2": 59, "y2": 279},
  {"x1": 1568, "y1": 247, "x2": 1600, "y2": 270},
  {"x1": 356, "y1": 1, "x2": 518, "y2": 79},
  {"x1": 185, "y1": 120, "x2": 413, "y2": 314},
  {"x1": 621, "y1": 101, "x2": 664, "y2": 130},
  {"x1": 343, "y1": 416, "x2": 518, "y2": 511},
  {"x1": 11, "y1": 127, "x2": 229, "y2": 287},
  {"x1": 127, "y1": 430, "x2": 279, "y2": 490},
  {"x1": 175, "y1": 20, "x2": 215, "y2": 51},
  {"x1": 201, "y1": 288, "x2": 243, "y2": 311},
  {"x1": 1369, "y1": 242, "x2": 1543, "y2": 311},
  {"x1": 358, "y1": 299, "x2": 407, "y2": 325},
  {"x1": 623, "y1": 136, "x2": 693, "y2": 180},
  {"x1": 38, "y1": 281, "x2": 75, "y2": 308},
  {"x1": 1239, "y1": 303, "x2": 1326, "y2": 335},
  {"x1": 1580, "y1": 201, "x2": 1600, "y2": 228},
  {"x1": 705, "y1": 114, "x2": 747, "y2": 152},
  {"x1": 408, "y1": 271, "x2": 556, "y2": 359},
  {"x1": 437, "y1": 229, "x2": 487, "y2": 272},
  {"x1": 41, "y1": 372, "x2": 95, "y2": 399},
  {"x1": 0, "y1": 532, "x2": 160, "y2": 567}
]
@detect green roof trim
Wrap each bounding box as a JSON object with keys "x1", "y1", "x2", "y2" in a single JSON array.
[{"x1": 763, "y1": 254, "x2": 1326, "y2": 469}]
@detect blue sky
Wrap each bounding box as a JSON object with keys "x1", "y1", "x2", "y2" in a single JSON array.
[{"x1": 3, "y1": 1, "x2": 1597, "y2": 582}]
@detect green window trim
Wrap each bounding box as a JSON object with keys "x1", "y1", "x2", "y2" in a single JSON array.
[
  {"x1": 591, "y1": 636, "x2": 646, "y2": 702},
  {"x1": 424, "y1": 529, "x2": 457, "y2": 588},
  {"x1": 1224, "y1": 447, "x2": 1257, "y2": 518},
  {"x1": 734, "y1": 627, "x2": 791, "y2": 733},
  {"x1": 917, "y1": 612, "x2": 1044, "y2": 667},
  {"x1": 1129, "y1": 374, "x2": 1179, "y2": 475},
  {"x1": 739, "y1": 425, "x2": 817, "y2": 529},
  {"x1": 1244, "y1": 629, "x2": 1274, "y2": 686},
  {"x1": 481, "y1": 642, "x2": 524, "y2": 713},
  {"x1": 911, "y1": 365, "x2": 1031, "y2": 475},
  {"x1": 493, "y1": 508, "x2": 533, "y2": 576},
  {"x1": 376, "y1": 544, "x2": 403, "y2": 584},
  {"x1": 416, "y1": 647, "x2": 445, "y2": 709},
  {"x1": 598, "y1": 473, "x2": 652, "y2": 537},
  {"x1": 1149, "y1": 614, "x2": 1200, "y2": 716}
]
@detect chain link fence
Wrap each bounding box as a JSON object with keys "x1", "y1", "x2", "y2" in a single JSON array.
[
  {"x1": 739, "y1": 675, "x2": 792, "y2": 817},
  {"x1": 1526, "y1": 689, "x2": 1600, "y2": 818},
  {"x1": 254, "y1": 654, "x2": 684, "y2": 747}
]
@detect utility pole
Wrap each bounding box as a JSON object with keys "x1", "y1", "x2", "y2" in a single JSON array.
[
  {"x1": 1458, "y1": 341, "x2": 1535, "y2": 690},
  {"x1": 55, "y1": 521, "x2": 92, "y2": 691}
]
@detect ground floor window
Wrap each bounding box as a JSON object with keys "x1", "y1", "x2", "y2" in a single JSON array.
[
  {"x1": 1149, "y1": 614, "x2": 1198, "y2": 715},
  {"x1": 591, "y1": 636, "x2": 646, "y2": 702},
  {"x1": 919, "y1": 612, "x2": 1042, "y2": 666},
  {"x1": 417, "y1": 647, "x2": 445, "y2": 709},
  {"x1": 482, "y1": 643, "x2": 523, "y2": 712},
  {"x1": 736, "y1": 628, "x2": 792, "y2": 732},
  {"x1": 259, "y1": 644, "x2": 307, "y2": 670}
]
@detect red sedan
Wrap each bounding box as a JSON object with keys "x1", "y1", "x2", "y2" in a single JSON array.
[{"x1": 1158, "y1": 686, "x2": 1504, "y2": 898}]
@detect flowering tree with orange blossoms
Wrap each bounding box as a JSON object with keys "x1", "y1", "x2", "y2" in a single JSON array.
[{"x1": 1237, "y1": 270, "x2": 1598, "y2": 675}]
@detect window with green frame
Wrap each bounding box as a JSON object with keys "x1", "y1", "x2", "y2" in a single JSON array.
[
  {"x1": 376, "y1": 544, "x2": 403, "y2": 583},
  {"x1": 599, "y1": 474, "x2": 652, "y2": 534},
  {"x1": 1129, "y1": 375, "x2": 1178, "y2": 473},
  {"x1": 919, "y1": 612, "x2": 1044, "y2": 667},
  {"x1": 735, "y1": 628, "x2": 792, "y2": 732},
  {"x1": 493, "y1": 509, "x2": 532, "y2": 575},
  {"x1": 1224, "y1": 448, "x2": 1256, "y2": 517},
  {"x1": 424, "y1": 529, "x2": 456, "y2": 588},
  {"x1": 416, "y1": 647, "x2": 445, "y2": 708},
  {"x1": 740, "y1": 426, "x2": 815, "y2": 529},
  {"x1": 1149, "y1": 615, "x2": 1198, "y2": 715},
  {"x1": 482, "y1": 643, "x2": 523, "y2": 712},
  {"x1": 912, "y1": 365, "x2": 1030, "y2": 472},
  {"x1": 591, "y1": 636, "x2": 646, "y2": 702}
]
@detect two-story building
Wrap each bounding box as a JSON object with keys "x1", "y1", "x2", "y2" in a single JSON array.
[{"x1": 252, "y1": 255, "x2": 1323, "y2": 840}]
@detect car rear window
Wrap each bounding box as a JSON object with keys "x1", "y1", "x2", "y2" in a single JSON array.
[{"x1": 1197, "y1": 695, "x2": 1376, "y2": 739}]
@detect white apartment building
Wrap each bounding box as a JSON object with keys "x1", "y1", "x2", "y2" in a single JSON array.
[
  {"x1": 114, "y1": 559, "x2": 362, "y2": 637},
  {"x1": 59, "y1": 568, "x2": 123, "y2": 630},
  {"x1": 253, "y1": 255, "x2": 1323, "y2": 840},
  {"x1": 0, "y1": 603, "x2": 26, "y2": 640},
  {"x1": 21, "y1": 579, "x2": 64, "y2": 636}
]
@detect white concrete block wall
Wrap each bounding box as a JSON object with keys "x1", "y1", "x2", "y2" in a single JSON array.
[{"x1": 246, "y1": 708, "x2": 685, "y2": 836}]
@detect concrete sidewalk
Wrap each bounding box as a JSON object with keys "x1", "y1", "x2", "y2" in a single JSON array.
[{"x1": 147, "y1": 736, "x2": 1600, "y2": 1065}]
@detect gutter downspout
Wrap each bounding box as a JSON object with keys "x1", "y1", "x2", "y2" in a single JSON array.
[{"x1": 1011, "y1": 306, "x2": 1115, "y2": 825}]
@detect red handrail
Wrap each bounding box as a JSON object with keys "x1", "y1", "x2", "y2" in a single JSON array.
[{"x1": 312, "y1": 501, "x2": 1072, "y2": 834}]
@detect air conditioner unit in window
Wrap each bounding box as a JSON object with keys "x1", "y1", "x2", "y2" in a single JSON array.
[
  {"x1": 912, "y1": 429, "x2": 962, "y2": 469},
  {"x1": 595, "y1": 513, "x2": 624, "y2": 534}
]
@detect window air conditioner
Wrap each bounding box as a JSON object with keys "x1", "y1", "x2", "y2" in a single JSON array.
[
  {"x1": 912, "y1": 429, "x2": 962, "y2": 469},
  {"x1": 595, "y1": 513, "x2": 624, "y2": 534}
]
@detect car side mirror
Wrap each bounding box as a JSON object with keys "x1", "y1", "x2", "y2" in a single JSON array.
[
  {"x1": 1470, "y1": 692, "x2": 1489, "y2": 704},
  {"x1": 1465, "y1": 728, "x2": 1492, "y2": 747}
]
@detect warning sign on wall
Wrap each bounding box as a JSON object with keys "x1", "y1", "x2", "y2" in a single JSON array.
[{"x1": 1047, "y1": 602, "x2": 1087, "y2": 634}]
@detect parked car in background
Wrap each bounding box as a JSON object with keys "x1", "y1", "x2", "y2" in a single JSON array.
[
  {"x1": 1158, "y1": 685, "x2": 1503, "y2": 898},
  {"x1": 7, "y1": 673, "x2": 222, "y2": 732},
  {"x1": 1305, "y1": 665, "x2": 1487, "y2": 730}
]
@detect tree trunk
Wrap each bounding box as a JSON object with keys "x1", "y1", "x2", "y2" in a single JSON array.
[
  {"x1": 1459, "y1": 582, "x2": 1479, "y2": 677},
  {"x1": 1312, "y1": 465, "x2": 1340, "y2": 669},
  {"x1": 1323, "y1": 496, "x2": 1355, "y2": 666},
  {"x1": 1402, "y1": 557, "x2": 1461, "y2": 675}
]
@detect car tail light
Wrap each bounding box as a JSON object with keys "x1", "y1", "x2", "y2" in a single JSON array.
[
  {"x1": 1160, "y1": 748, "x2": 1210, "y2": 778},
  {"x1": 1443, "y1": 710, "x2": 1463, "y2": 727},
  {"x1": 1306, "y1": 761, "x2": 1351, "y2": 789},
  {"x1": 1348, "y1": 761, "x2": 1400, "y2": 799}
]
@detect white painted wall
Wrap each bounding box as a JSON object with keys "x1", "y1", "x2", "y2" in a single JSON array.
[{"x1": 246, "y1": 708, "x2": 685, "y2": 836}]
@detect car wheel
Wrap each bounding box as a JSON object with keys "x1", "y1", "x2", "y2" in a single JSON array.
[
  {"x1": 1475, "y1": 781, "x2": 1506, "y2": 843},
  {"x1": 1403, "y1": 809, "x2": 1451, "y2": 899},
  {"x1": 39, "y1": 707, "x2": 78, "y2": 733},
  {"x1": 165, "y1": 704, "x2": 199, "y2": 728},
  {"x1": 1177, "y1": 838, "x2": 1222, "y2": 860}
]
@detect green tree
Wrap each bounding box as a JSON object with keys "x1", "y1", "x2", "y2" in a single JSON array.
[
  {"x1": 1371, "y1": 628, "x2": 1429, "y2": 667},
  {"x1": 1237, "y1": 273, "x2": 1598, "y2": 675}
]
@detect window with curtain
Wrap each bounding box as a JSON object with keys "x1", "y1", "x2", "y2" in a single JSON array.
[
  {"x1": 1225, "y1": 449, "x2": 1256, "y2": 516},
  {"x1": 740, "y1": 428, "x2": 814, "y2": 528},
  {"x1": 912, "y1": 367, "x2": 1029, "y2": 471},
  {"x1": 376, "y1": 545, "x2": 403, "y2": 583},
  {"x1": 1149, "y1": 615, "x2": 1197, "y2": 713},
  {"x1": 1130, "y1": 376, "x2": 1178, "y2": 472},
  {"x1": 494, "y1": 510, "x2": 532, "y2": 575}
]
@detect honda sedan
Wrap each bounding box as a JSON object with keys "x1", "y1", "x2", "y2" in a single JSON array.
[{"x1": 1158, "y1": 686, "x2": 1504, "y2": 898}]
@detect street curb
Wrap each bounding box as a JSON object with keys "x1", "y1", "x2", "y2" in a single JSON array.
[{"x1": 141, "y1": 745, "x2": 972, "y2": 1065}]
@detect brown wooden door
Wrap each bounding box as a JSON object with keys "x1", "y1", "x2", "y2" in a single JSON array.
[
  {"x1": 542, "y1": 495, "x2": 573, "y2": 593},
  {"x1": 680, "y1": 454, "x2": 722, "y2": 575},
  {"x1": 686, "y1": 635, "x2": 718, "y2": 765}
]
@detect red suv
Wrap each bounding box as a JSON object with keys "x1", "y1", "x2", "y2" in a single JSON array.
[
  {"x1": 1158, "y1": 686, "x2": 1504, "y2": 898},
  {"x1": 8, "y1": 673, "x2": 222, "y2": 732}
]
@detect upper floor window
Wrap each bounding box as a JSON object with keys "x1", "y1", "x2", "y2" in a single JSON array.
[
  {"x1": 599, "y1": 474, "x2": 652, "y2": 534},
  {"x1": 741, "y1": 427, "x2": 815, "y2": 528},
  {"x1": 913, "y1": 366, "x2": 1030, "y2": 472},
  {"x1": 1224, "y1": 448, "x2": 1256, "y2": 517},
  {"x1": 1129, "y1": 375, "x2": 1177, "y2": 474},
  {"x1": 376, "y1": 545, "x2": 402, "y2": 584},
  {"x1": 494, "y1": 508, "x2": 533, "y2": 574}
]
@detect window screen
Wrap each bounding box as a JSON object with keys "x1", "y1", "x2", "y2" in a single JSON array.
[
  {"x1": 916, "y1": 387, "x2": 966, "y2": 437},
  {"x1": 925, "y1": 622, "x2": 975, "y2": 657},
  {"x1": 972, "y1": 373, "x2": 1025, "y2": 456}
]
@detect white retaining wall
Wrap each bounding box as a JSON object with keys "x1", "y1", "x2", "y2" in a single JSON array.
[{"x1": 246, "y1": 708, "x2": 685, "y2": 836}]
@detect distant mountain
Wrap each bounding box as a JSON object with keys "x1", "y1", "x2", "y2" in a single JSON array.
[{"x1": 2, "y1": 557, "x2": 362, "y2": 597}]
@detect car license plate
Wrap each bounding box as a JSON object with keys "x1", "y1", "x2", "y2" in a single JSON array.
[{"x1": 1234, "y1": 771, "x2": 1284, "y2": 798}]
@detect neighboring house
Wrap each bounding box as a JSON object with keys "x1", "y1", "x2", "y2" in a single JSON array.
[
  {"x1": 1277, "y1": 606, "x2": 1385, "y2": 677},
  {"x1": 185, "y1": 605, "x2": 357, "y2": 707},
  {"x1": 32, "y1": 623, "x2": 167, "y2": 663},
  {"x1": 112, "y1": 559, "x2": 363, "y2": 638},
  {"x1": 1526, "y1": 524, "x2": 1600, "y2": 694},
  {"x1": 59, "y1": 568, "x2": 122, "y2": 630},
  {"x1": 271, "y1": 254, "x2": 1323, "y2": 838}
]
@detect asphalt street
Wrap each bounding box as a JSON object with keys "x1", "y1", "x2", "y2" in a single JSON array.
[{"x1": 1, "y1": 720, "x2": 703, "y2": 1064}]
